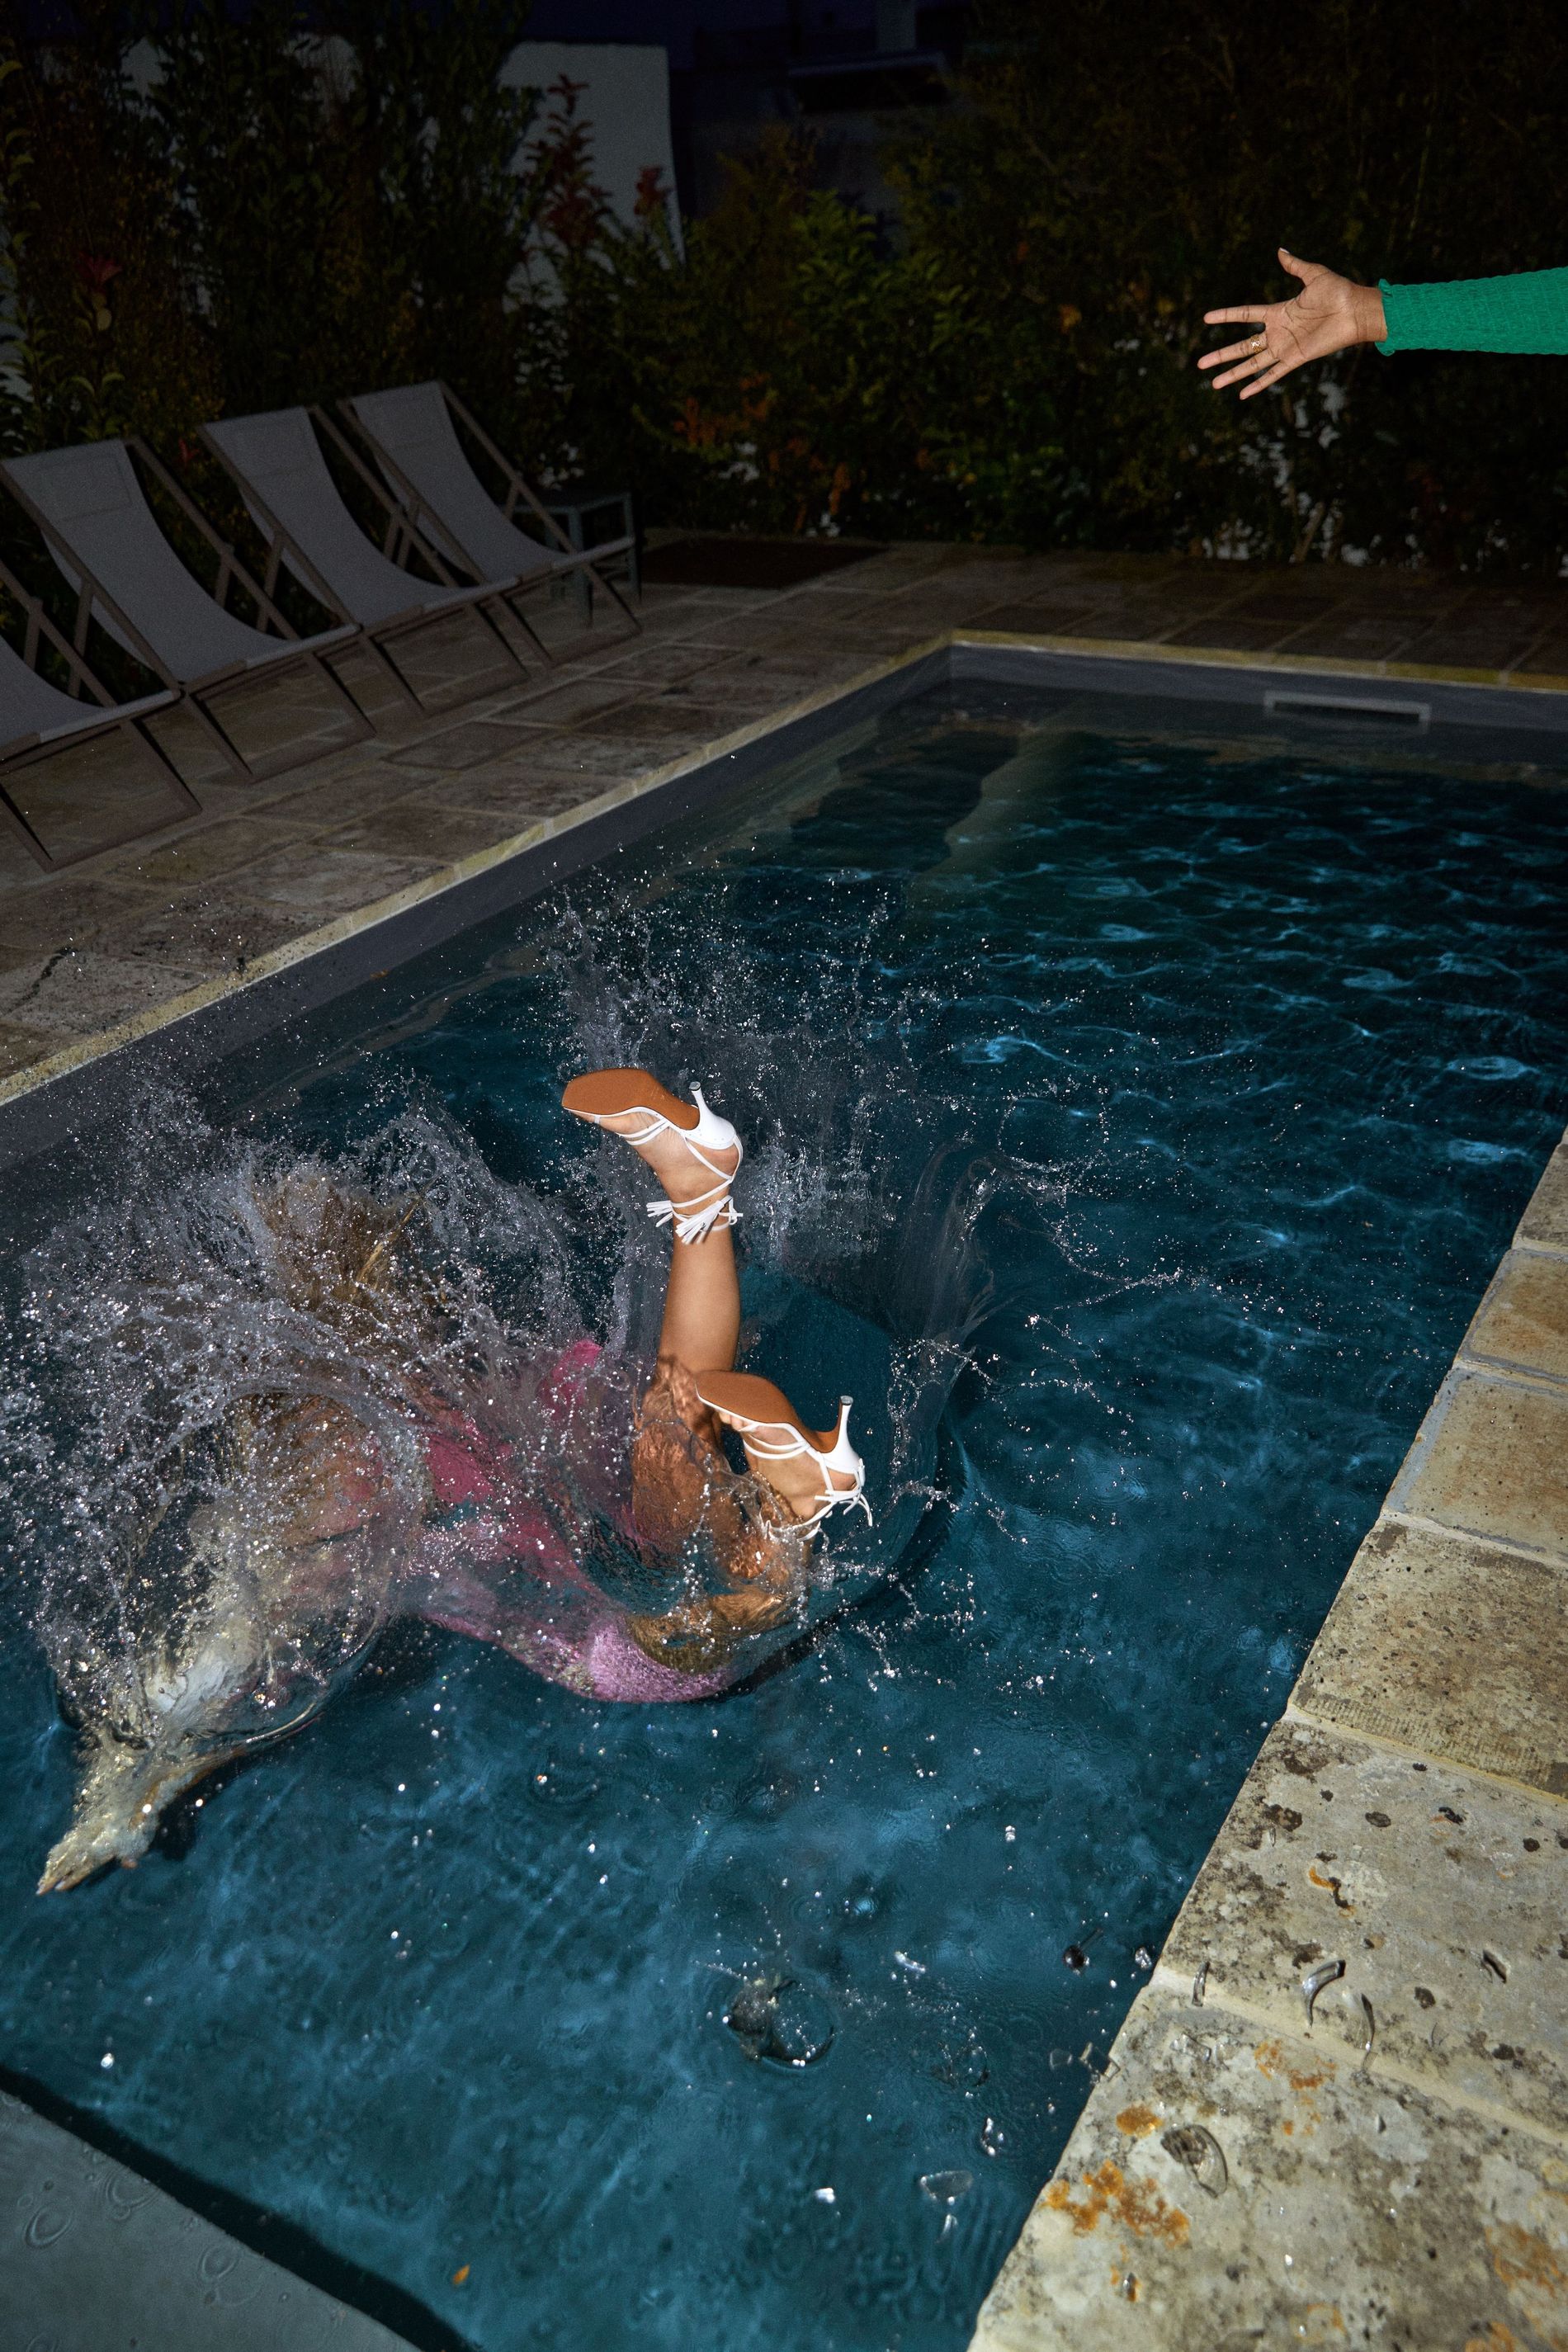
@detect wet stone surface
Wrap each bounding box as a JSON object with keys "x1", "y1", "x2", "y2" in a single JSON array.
[
  {"x1": 1464, "y1": 1247, "x2": 1568, "y2": 1385},
  {"x1": 1391, "y1": 1372, "x2": 1568, "y2": 1558},
  {"x1": 1294, "y1": 1519, "x2": 1568, "y2": 1797},
  {"x1": 1155, "y1": 1718, "x2": 1568, "y2": 2142},
  {"x1": 971, "y1": 1986, "x2": 1568, "y2": 2352},
  {"x1": 1515, "y1": 1141, "x2": 1568, "y2": 1254}
]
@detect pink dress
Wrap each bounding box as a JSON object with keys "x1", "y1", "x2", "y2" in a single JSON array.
[{"x1": 410, "y1": 1343, "x2": 736, "y2": 1704}]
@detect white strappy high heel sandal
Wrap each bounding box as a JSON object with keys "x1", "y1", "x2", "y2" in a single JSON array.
[
  {"x1": 695, "y1": 1372, "x2": 872, "y2": 1535},
  {"x1": 561, "y1": 1068, "x2": 743, "y2": 1245}
]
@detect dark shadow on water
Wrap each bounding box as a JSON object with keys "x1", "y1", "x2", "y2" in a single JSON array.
[
  {"x1": 0, "y1": 2057, "x2": 476, "y2": 2352},
  {"x1": 720, "y1": 1422, "x2": 966, "y2": 1701}
]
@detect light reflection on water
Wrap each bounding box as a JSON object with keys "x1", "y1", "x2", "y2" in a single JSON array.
[{"x1": 0, "y1": 683, "x2": 1565, "y2": 2350}]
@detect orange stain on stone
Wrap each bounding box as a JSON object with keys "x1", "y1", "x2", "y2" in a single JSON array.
[
  {"x1": 1297, "y1": 2307, "x2": 1347, "y2": 2342},
  {"x1": 1464, "y1": 2324, "x2": 1520, "y2": 2352},
  {"x1": 1485, "y1": 2219, "x2": 1568, "y2": 2301},
  {"x1": 1043, "y1": 2160, "x2": 1190, "y2": 2247},
  {"x1": 1115, "y1": 2104, "x2": 1161, "y2": 2138},
  {"x1": 1254, "y1": 2038, "x2": 1334, "y2": 2095}
]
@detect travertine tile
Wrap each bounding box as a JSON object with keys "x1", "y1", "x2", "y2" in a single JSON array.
[
  {"x1": 971, "y1": 1986, "x2": 1568, "y2": 2352},
  {"x1": 967, "y1": 604, "x2": 1098, "y2": 638},
  {"x1": 1168, "y1": 616, "x2": 1302, "y2": 654},
  {"x1": 1155, "y1": 1717, "x2": 1568, "y2": 2139},
  {"x1": 225, "y1": 846, "x2": 434, "y2": 919},
  {"x1": 483, "y1": 731, "x2": 670, "y2": 781},
  {"x1": 0, "y1": 1018, "x2": 56, "y2": 1078},
  {"x1": 98, "y1": 896, "x2": 305, "y2": 975},
  {"x1": 480, "y1": 676, "x2": 640, "y2": 723},
  {"x1": 682, "y1": 649, "x2": 882, "y2": 691},
  {"x1": 1294, "y1": 1518, "x2": 1568, "y2": 1795},
  {"x1": 1391, "y1": 1372, "x2": 1568, "y2": 1557},
  {"x1": 567, "y1": 699, "x2": 744, "y2": 743},
  {"x1": 413, "y1": 765, "x2": 597, "y2": 823},
  {"x1": 1515, "y1": 1138, "x2": 1568, "y2": 1252},
  {"x1": 385, "y1": 719, "x2": 547, "y2": 771},
  {"x1": 0, "y1": 878, "x2": 149, "y2": 951},
  {"x1": 1463, "y1": 1248, "x2": 1568, "y2": 1383},
  {"x1": 1272, "y1": 618, "x2": 1417, "y2": 662},
  {"x1": 102, "y1": 816, "x2": 305, "y2": 890},
  {"x1": 260, "y1": 763, "x2": 430, "y2": 829},
  {"x1": 206, "y1": 664, "x2": 368, "y2": 767},
  {"x1": 567, "y1": 640, "x2": 739, "y2": 686},
  {"x1": 2, "y1": 735, "x2": 195, "y2": 869},
  {"x1": 0, "y1": 950, "x2": 210, "y2": 1037},
  {"x1": 319, "y1": 797, "x2": 519, "y2": 865},
  {"x1": 372, "y1": 609, "x2": 521, "y2": 706}
]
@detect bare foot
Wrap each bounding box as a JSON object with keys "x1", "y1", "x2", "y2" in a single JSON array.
[{"x1": 562, "y1": 1069, "x2": 739, "y2": 1222}]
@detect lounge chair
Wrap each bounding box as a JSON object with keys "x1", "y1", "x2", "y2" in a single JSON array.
[
  {"x1": 339, "y1": 381, "x2": 640, "y2": 651},
  {"x1": 0, "y1": 552, "x2": 194, "y2": 869},
  {"x1": 201, "y1": 406, "x2": 530, "y2": 710},
  {"x1": 0, "y1": 438, "x2": 371, "y2": 782}
]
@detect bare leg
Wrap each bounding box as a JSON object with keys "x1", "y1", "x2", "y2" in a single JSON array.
[
  {"x1": 656, "y1": 1216, "x2": 739, "y2": 1378},
  {"x1": 564, "y1": 1076, "x2": 822, "y2": 1566},
  {"x1": 566, "y1": 1103, "x2": 742, "y2": 1390}
]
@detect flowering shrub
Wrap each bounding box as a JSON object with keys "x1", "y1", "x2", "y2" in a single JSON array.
[{"x1": 5, "y1": 0, "x2": 1568, "y2": 569}]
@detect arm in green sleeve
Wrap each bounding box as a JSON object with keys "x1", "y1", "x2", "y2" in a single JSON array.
[{"x1": 1378, "y1": 266, "x2": 1568, "y2": 355}]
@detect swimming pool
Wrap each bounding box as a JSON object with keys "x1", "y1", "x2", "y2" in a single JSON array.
[{"x1": 2, "y1": 675, "x2": 1566, "y2": 2350}]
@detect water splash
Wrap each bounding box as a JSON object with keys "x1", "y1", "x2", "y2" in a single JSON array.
[{"x1": 1, "y1": 1046, "x2": 990, "y2": 1887}]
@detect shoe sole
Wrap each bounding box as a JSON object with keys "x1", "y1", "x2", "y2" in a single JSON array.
[
  {"x1": 562, "y1": 1068, "x2": 698, "y2": 1132},
  {"x1": 694, "y1": 1371, "x2": 834, "y2": 1452}
]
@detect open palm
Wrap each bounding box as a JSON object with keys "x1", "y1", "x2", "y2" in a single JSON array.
[{"x1": 1201, "y1": 248, "x2": 1386, "y2": 398}]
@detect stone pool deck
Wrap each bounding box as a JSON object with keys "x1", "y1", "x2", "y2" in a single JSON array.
[
  {"x1": 7, "y1": 541, "x2": 1568, "y2": 1095},
  {"x1": 2, "y1": 539, "x2": 1566, "y2": 2349}
]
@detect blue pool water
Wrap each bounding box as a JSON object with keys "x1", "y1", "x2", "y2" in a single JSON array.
[{"x1": 2, "y1": 681, "x2": 1566, "y2": 2350}]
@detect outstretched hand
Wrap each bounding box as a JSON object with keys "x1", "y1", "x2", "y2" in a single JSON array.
[{"x1": 1200, "y1": 248, "x2": 1387, "y2": 398}]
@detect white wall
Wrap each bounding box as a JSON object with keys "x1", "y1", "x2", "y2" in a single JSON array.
[{"x1": 501, "y1": 42, "x2": 682, "y2": 253}]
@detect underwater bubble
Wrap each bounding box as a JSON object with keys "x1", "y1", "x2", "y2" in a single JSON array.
[
  {"x1": 931, "y1": 2032, "x2": 989, "y2": 2091},
  {"x1": 919, "y1": 2170, "x2": 973, "y2": 2206},
  {"x1": 723, "y1": 1967, "x2": 835, "y2": 2068}
]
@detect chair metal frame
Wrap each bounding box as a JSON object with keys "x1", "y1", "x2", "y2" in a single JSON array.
[
  {"x1": 1, "y1": 439, "x2": 375, "y2": 784},
  {"x1": 338, "y1": 381, "x2": 641, "y2": 654},
  {"x1": 0, "y1": 550, "x2": 196, "y2": 870},
  {"x1": 199, "y1": 407, "x2": 533, "y2": 713}
]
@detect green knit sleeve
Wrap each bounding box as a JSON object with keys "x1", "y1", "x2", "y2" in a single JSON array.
[{"x1": 1378, "y1": 267, "x2": 1568, "y2": 355}]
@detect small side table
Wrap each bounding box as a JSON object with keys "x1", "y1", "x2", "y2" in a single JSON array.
[{"x1": 542, "y1": 486, "x2": 640, "y2": 621}]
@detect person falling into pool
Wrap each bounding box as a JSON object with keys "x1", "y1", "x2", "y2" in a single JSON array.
[
  {"x1": 35, "y1": 1089, "x2": 871, "y2": 1887},
  {"x1": 264, "y1": 1071, "x2": 870, "y2": 1685},
  {"x1": 561, "y1": 1067, "x2": 869, "y2": 1670}
]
